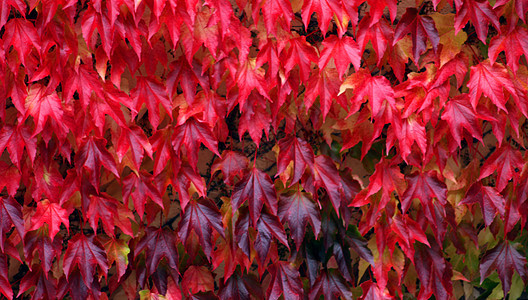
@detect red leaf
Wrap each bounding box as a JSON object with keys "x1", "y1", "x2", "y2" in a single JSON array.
[
  {"x1": 0, "y1": 253, "x2": 12, "y2": 299},
  {"x1": 479, "y1": 144, "x2": 523, "y2": 191},
  {"x1": 276, "y1": 135, "x2": 314, "y2": 187},
  {"x1": 401, "y1": 171, "x2": 447, "y2": 216},
  {"x1": 0, "y1": 124, "x2": 37, "y2": 168},
  {"x1": 116, "y1": 125, "x2": 153, "y2": 171},
  {"x1": 232, "y1": 167, "x2": 278, "y2": 227},
  {"x1": 454, "y1": 0, "x2": 499, "y2": 43},
  {"x1": 29, "y1": 199, "x2": 69, "y2": 239},
  {"x1": 467, "y1": 60, "x2": 518, "y2": 112},
  {"x1": 86, "y1": 193, "x2": 125, "y2": 236},
  {"x1": 63, "y1": 234, "x2": 108, "y2": 287},
  {"x1": 304, "y1": 67, "x2": 344, "y2": 120},
  {"x1": 0, "y1": 196, "x2": 25, "y2": 252},
  {"x1": 17, "y1": 265, "x2": 57, "y2": 300},
  {"x1": 3, "y1": 18, "x2": 40, "y2": 66},
  {"x1": 480, "y1": 241, "x2": 528, "y2": 296},
  {"x1": 212, "y1": 150, "x2": 249, "y2": 185},
  {"x1": 24, "y1": 84, "x2": 69, "y2": 138},
  {"x1": 182, "y1": 266, "x2": 214, "y2": 295},
  {"x1": 267, "y1": 261, "x2": 303, "y2": 300},
  {"x1": 340, "y1": 69, "x2": 397, "y2": 118},
  {"x1": 122, "y1": 171, "x2": 164, "y2": 218},
  {"x1": 75, "y1": 136, "x2": 120, "y2": 192},
  {"x1": 393, "y1": 8, "x2": 440, "y2": 63},
  {"x1": 440, "y1": 95, "x2": 484, "y2": 146},
  {"x1": 489, "y1": 26, "x2": 528, "y2": 73},
  {"x1": 171, "y1": 161, "x2": 207, "y2": 210},
  {"x1": 460, "y1": 183, "x2": 506, "y2": 226},
  {"x1": 414, "y1": 241, "x2": 453, "y2": 300},
  {"x1": 254, "y1": 209, "x2": 289, "y2": 264},
  {"x1": 135, "y1": 227, "x2": 179, "y2": 275},
  {"x1": 218, "y1": 273, "x2": 264, "y2": 300},
  {"x1": 131, "y1": 76, "x2": 172, "y2": 129},
  {"x1": 318, "y1": 35, "x2": 361, "y2": 79},
  {"x1": 23, "y1": 229, "x2": 62, "y2": 276},
  {"x1": 0, "y1": 161, "x2": 21, "y2": 196},
  {"x1": 308, "y1": 269, "x2": 353, "y2": 300},
  {"x1": 311, "y1": 155, "x2": 343, "y2": 214},
  {"x1": 282, "y1": 35, "x2": 318, "y2": 82},
  {"x1": 172, "y1": 117, "x2": 220, "y2": 170},
  {"x1": 352, "y1": 158, "x2": 405, "y2": 212},
  {"x1": 178, "y1": 197, "x2": 225, "y2": 258},
  {"x1": 278, "y1": 188, "x2": 321, "y2": 249},
  {"x1": 238, "y1": 92, "x2": 272, "y2": 147},
  {"x1": 357, "y1": 16, "x2": 393, "y2": 66},
  {"x1": 301, "y1": 0, "x2": 343, "y2": 35}
]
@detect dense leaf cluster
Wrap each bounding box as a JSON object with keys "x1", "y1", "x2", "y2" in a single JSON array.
[{"x1": 1, "y1": 0, "x2": 528, "y2": 299}]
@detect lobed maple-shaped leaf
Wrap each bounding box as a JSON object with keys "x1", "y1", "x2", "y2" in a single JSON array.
[
  {"x1": 102, "y1": 237, "x2": 130, "y2": 281},
  {"x1": 23, "y1": 229, "x2": 62, "y2": 276},
  {"x1": 254, "y1": 209, "x2": 289, "y2": 265},
  {"x1": 182, "y1": 266, "x2": 215, "y2": 295},
  {"x1": 218, "y1": 273, "x2": 265, "y2": 300},
  {"x1": 278, "y1": 188, "x2": 321, "y2": 249},
  {"x1": 454, "y1": 0, "x2": 499, "y2": 43},
  {"x1": 303, "y1": 155, "x2": 343, "y2": 215},
  {"x1": 391, "y1": 213, "x2": 429, "y2": 260},
  {"x1": 150, "y1": 127, "x2": 176, "y2": 175},
  {"x1": 366, "y1": 0, "x2": 397, "y2": 26},
  {"x1": 0, "y1": 161, "x2": 21, "y2": 196},
  {"x1": 131, "y1": 76, "x2": 172, "y2": 129},
  {"x1": 122, "y1": 171, "x2": 164, "y2": 218},
  {"x1": 75, "y1": 136, "x2": 120, "y2": 192},
  {"x1": 212, "y1": 150, "x2": 249, "y2": 185},
  {"x1": 29, "y1": 199, "x2": 69, "y2": 239},
  {"x1": 276, "y1": 135, "x2": 314, "y2": 187},
  {"x1": 232, "y1": 167, "x2": 278, "y2": 227},
  {"x1": 351, "y1": 158, "x2": 406, "y2": 213},
  {"x1": 3, "y1": 18, "x2": 41, "y2": 66},
  {"x1": 178, "y1": 197, "x2": 225, "y2": 258},
  {"x1": 460, "y1": 182, "x2": 506, "y2": 226},
  {"x1": 467, "y1": 60, "x2": 519, "y2": 112},
  {"x1": 238, "y1": 92, "x2": 272, "y2": 147},
  {"x1": 414, "y1": 241, "x2": 453, "y2": 300},
  {"x1": 63, "y1": 234, "x2": 108, "y2": 287},
  {"x1": 356, "y1": 16, "x2": 393, "y2": 66},
  {"x1": 135, "y1": 227, "x2": 179, "y2": 275},
  {"x1": 0, "y1": 196, "x2": 25, "y2": 252},
  {"x1": 171, "y1": 160, "x2": 207, "y2": 210},
  {"x1": 304, "y1": 67, "x2": 344, "y2": 121},
  {"x1": 267, "y1": 261, "x2": 303, "y2": 300},
  {"x1": 172, "y1": 117, "x2": 220, "y2": 170},
  {"x1": 259, "y1": 0, "x2": 293, "y2": 36},
  {"x1": 116, "y1": 125, "x2": 153, "y2": 171},
  {"x1": 17, "y1": 265, "x2": 57, "y2": 300},
  {"x1": 401, "y1": 171, "x2": 447, "y2": 216},
  {"x1": 479, "y1": 144, "x2": 523, "y2": 191},
  {"x1": 0, "y1": 124, "x2": 37, "y2": 168},
  {"x1": 282, "y1": 35, "x2": 318, "y2": 82},
  {"x1": 87, "y1": 192, "x2": 133, "y2": 237},
  {"x1": 393, "y1": 8, "x2": 440, "y2": 63},
  {"x1": 24, "y1": 84, "x2": 69, "y2": 138},
  {"x1": 480, "y1": 241, "x2": 528, "y2": 296},
  {"x1": 440, "y1": 95, "x2": 484, "y2": 146},
  {"x1": 339, "y1": 69, "x2": 396, "y2": 118},
  {"x1": 489, "y1": 26, "x2": 528, "y2": 73},
  {"x1": 301, "y1": 0, "x2": 343, "y2": 35},
  {"x1": 318, "y1": 35, "x2": 361, "y2": 79},
  {"x1": 308, "y1": 269, "x2": 353, "y2": 300}
]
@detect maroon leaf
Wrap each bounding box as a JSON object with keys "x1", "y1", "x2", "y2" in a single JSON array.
[{"x1": 480, "y1": 241, "x2": 528, "y2": 296}]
